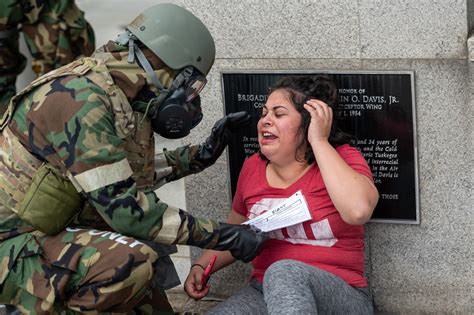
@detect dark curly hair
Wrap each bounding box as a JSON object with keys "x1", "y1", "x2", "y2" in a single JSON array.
[{"x1": 259, "y1": 75, "x2": 353, "y2": 164}]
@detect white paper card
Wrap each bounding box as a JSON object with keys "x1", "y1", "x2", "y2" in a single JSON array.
[{"x1": 243, "y1": 190, "x2": 312, "y2": 232}]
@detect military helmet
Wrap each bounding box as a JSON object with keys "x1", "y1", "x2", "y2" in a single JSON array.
[{"x1": 126, "y1": 3, "x2": 215, "y2": 75}]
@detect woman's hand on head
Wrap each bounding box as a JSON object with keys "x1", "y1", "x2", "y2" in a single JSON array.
[
  {"x1": 184, "y1": 264, "x2": 211, "y2": 300},
  {"x1": 304, "y1": 99, "x2": 333, "y2": 145}
]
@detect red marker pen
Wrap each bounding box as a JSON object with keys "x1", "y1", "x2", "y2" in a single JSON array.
[{"x1": 201, "y1": 255, "x2": 217, "y2": 287}]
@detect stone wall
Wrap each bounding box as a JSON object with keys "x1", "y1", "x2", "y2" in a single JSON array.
[{"x1": 182, "y1": 0, "x2": 472, "y2": 313}]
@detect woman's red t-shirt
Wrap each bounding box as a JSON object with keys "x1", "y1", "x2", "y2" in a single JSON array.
[{"x1": 233, "y1": 144, "x2": 373, "y2": 288}]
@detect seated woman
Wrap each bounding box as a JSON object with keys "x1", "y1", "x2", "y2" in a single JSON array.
[{"x1": 184, "y1": 75, "x2": 379, "y2": 314}]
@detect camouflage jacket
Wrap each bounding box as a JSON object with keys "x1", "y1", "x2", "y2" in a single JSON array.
[
  {"x1": 0, "y1": 0, "x2": 95, "y2": 115},
  {"x1": 0, "y1": 42, "x2": 220, "y2": 248}
]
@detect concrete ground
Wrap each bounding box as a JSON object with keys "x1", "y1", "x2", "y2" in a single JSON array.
[
  {"x1": 1, "y1": 296, "x2": 462, "y2": 314},
  {"x1": 167, "y1": 288, "x2": 222, "y2": 314}
]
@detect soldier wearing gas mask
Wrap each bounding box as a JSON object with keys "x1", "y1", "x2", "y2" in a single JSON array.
[{"x1": 0, "y1": 4, "x2": 267, "y2": 314}]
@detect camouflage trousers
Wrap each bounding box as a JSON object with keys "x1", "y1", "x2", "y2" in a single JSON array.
[{"x1": 0, "y1": 227, "x2": 174, "y2": 314}]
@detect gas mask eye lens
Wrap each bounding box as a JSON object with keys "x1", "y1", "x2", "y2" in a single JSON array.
[{"x1": 185, "y1": 76, "x2": 207, "y2": 102}]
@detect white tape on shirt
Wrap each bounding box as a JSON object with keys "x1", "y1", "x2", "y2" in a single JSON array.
[
  {"x1": 154, "y1": 207, "x2": 182, "y2": 243},
  {"x1": 73, "y1": 158, "x2": 133, "y2": 193}
]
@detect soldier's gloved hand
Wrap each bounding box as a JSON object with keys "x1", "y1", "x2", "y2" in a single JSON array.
[
  {"x1": 195, "y1": 111, "x2": 251, "y2": 168},
  {"x1": 213, "y1": 223, "x2": 268, "y2": 263}
]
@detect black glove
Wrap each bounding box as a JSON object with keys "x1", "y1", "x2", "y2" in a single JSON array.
[
  {"x1": 213, "y1": 223, "x2": 268, "y2": 263},
  {"x1": 195, "y1": 111, "x2": 251, "y2": 168}
]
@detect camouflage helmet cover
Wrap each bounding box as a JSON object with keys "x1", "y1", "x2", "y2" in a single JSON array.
[{"x1": 126, "y1": 3, "x2": 215, "y2": 75}]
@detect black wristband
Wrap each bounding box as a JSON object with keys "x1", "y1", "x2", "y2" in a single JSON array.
[{"x1": 190, "y1": 263, "x2": 205, "y2": 271}]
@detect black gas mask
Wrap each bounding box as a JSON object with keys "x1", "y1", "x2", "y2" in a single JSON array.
[
  {"x1": 122, "y1": 32, "x2": 207, "y2": 139},
  {"x1": 147, "y1": 67, "x2": 206, "y2": 138}
]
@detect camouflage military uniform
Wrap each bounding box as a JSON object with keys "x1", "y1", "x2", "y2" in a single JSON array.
[
  {"x1": 0, "y1": 0, "x2": 95, "y2": 117},
  {"x1": 0, "y1": 41, "x2": 224, "y2": 314}
]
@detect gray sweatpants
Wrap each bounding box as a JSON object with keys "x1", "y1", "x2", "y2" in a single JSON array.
[{"x1": 206, "y1": 259, "x2": 373, "y2": 315}]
